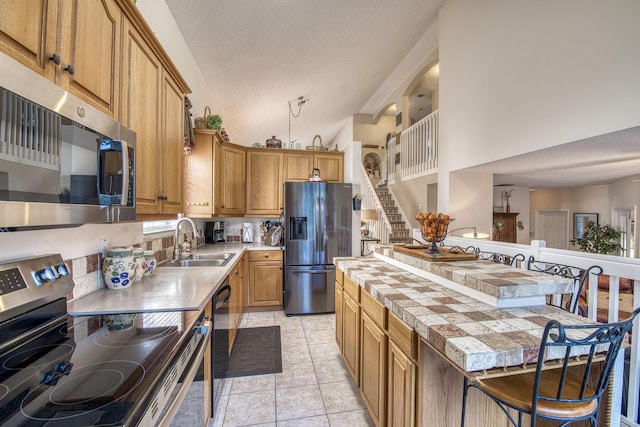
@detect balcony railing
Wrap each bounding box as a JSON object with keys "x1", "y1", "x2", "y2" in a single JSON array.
[
  {"x1": 386, "y1": 135, "x2": 396, "y2": 185},
  {"x1": 400, "y1": 109, "x2": 438, "y2": 181}
]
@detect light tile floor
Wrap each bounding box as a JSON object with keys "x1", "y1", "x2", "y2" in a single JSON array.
[{"x1": 210, "y1": 310, "x2": 374, "y2": 427}]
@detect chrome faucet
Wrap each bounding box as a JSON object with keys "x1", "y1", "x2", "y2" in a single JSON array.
[{"x1": 174, "y1": 215, "x2": 199, "y2": 261}]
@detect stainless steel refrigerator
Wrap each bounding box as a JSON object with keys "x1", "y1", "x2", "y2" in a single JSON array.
[{"x1": 284, "y1": 181, "x2": 352, "y2": 315}]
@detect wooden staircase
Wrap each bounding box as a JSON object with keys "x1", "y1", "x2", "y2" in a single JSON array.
[{"x1": 375, "y1": 184, "x2": 410, "y2": 244}]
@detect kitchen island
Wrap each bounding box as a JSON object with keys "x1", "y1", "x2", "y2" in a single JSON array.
[{"x1": 334, "y1": 246, "x2": 616, "y2": 427}]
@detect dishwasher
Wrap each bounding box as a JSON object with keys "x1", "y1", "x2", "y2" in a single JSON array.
[{"x1": 212, "y1": 276, "x2": 231, "y2": 420}]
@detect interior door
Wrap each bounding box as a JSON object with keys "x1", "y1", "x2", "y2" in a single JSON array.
[{"x1": 535, "y1": 210, "x2": 569, "y2": 249}]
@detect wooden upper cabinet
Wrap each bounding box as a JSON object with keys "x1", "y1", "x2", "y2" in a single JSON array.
[
  {"x1": 283, "y1": 151, "x2": 344, "y2": 183},
  {"x1": 58, "y1": 0, "x2": 121, "y2": 118},
  {"x1": 283, "y1": 153, "x2": 313, "y2": 181},
  {"x1": 159, "y1": 71, "x2": 184, "y2": 215},
  {"x1": 217, "y1": 144, "x2": 246, "y2": 216},
  {"x1": 0, "y1": 0, "x2": 59, "y2": 81},
  {"x1": 0, "y1": 0, "x2": 120, "y2": 118},
  {"x1": 183, "y1": 131, "x2": 245, "y2": 217},
  {"x1": 315, "y1": 153, "x2": 343, "y2": 182},
  {"x1": 121, "y1": 18, "x2": 162, "y2": 215},
  {"x1": 246, "y1": 150, "x2": 284, "y2": 216}
]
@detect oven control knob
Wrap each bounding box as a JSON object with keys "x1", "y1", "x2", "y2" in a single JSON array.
[
  {"x1": 56, "y1": 264, "x2": 70, "y2": 277},
  {"x1": 35, "y1": 267, "x2": 57, "y2": 284}
]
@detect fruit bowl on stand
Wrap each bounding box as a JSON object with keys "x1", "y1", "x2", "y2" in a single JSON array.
[{"x1": 415, "y1": 212, "x2": 453, "y2": 254}]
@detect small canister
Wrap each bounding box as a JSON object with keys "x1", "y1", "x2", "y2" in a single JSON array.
[
  {"x1": 143, "y1": 250, "x2": 157, "y2": 275},
  {"x1": 132, "y1": 248, "x2": 146, "y2": 281},
  {"x1": 102, "y1": 247, "x2": 137, "y2": 290}
]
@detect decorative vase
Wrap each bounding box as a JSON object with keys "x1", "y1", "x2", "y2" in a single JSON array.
[
  {"x1": 143, "y1": 250, "x2": 157, "y2": 276},
  {"x1": 102, "y1": 247, "x2": 137, "y2": 290},
  {"x1": 506, "y1": 203, "x2": 511, "y2": 213},
  {"x1": 132, "y1": 248, "x2": 147, "y2": 281}
]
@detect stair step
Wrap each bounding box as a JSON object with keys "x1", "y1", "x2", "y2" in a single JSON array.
[
  {"x1": 377, "y1": 195, "x2": 392, "y2": 202},
  {"x1": 384, "y1": 207, "x2": 398, "y2": 214},
  {"x1": 380, "y1": 201, "x2": 395, "y2": 208},
  {"x1": 387, "y1": 214, "x2": 402, "y2": 222}
]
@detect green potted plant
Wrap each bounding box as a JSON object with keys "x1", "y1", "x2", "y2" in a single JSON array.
[
  {"x1": 570, "y1": 221, "x2": 620, "y2": 254},
  {"x1": 207, "y1": 114, "x2": 223, "y2": 131}
]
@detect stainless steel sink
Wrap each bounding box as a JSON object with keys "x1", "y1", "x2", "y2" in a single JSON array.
[
  {"x1": 186, "y1": 253, "x2": 235, "y2": 261},
  {"x1": 159, "y1": 253, "x2": 235, "y2": 268}
]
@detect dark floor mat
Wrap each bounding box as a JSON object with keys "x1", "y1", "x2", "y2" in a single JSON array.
[{"x1": 215, "y1": 326, "x2": 282, "y2": 378}]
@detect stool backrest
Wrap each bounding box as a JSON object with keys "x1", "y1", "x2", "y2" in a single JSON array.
[
  {"x1": 532, "y1": 308, "x2": 640, "y2": 414},
  {"x1": 527, "y1": 257, "x2": 603, "y2": 314}
]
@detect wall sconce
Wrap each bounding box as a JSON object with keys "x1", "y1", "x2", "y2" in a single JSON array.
[
  {"x1": 361, "y1": 209, "x2": 377, "y2": 237},
  {"x1": 448, "y1": 226, "x2": 490, "y2": 240}
]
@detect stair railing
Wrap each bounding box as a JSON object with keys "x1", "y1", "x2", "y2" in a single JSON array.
[
  {"x1": 360, "y1": 164, "x2": 392, "y2": 243},
  {"x1": 384, "y1": 184, "x2": 413, "y2": 239}
]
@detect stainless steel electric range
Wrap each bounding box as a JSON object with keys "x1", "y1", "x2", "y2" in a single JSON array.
[{"x1": 0, "y1": 254, "x2": 211, "y2": 427}]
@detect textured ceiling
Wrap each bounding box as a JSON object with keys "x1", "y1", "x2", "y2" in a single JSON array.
[
  {"x1": 163, "y1": 1, "x2": 639, "y2": 190},
  {"x1": 164, "y1": 0, "x2": 443, "y2": 147}
]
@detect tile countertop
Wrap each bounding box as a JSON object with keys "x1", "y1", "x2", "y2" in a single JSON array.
[
  {"x1": 334, "y1": 253, "x2": 595, "y2": 374},
  {"x1": 67, "y1": 243, "x2": 283, "y2": 315}
]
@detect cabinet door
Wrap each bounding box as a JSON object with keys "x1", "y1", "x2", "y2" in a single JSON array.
[
  {"x1": 0, "y1": 0, "x2": 58, "y2": 81},
  {"x1": 246, "y1": 151, "x2": 283, "y2": 216},
  {"x1": 59, "y1": 0, "x2": 120, "y2": 118},
  {"x1": 121, "y1": 19, "x2": 161, "y2": 214},
  {"x1": 315, "y1": 154, "x2": 343, "y2": 182},
  {"x1": 387, "y1": 340, "x2": 416, "y2": 427},
  {"x1": 283, "y1": 153, "x2": 313, "y2": 182},
  {"x1": 335, "y1": 281, "x2": 344, "y2": 351},
  {"x1": 218, "y1": 145, "x2": 246, "y2": 215},
  {"x1": 229, "y1": 263, "x2": 241, "y2": 352},
  {"x1": 159, "y1": 71, "x2": 184, "y2": 214},
  {"x1": 343, "y1": 293, "x2": 360, "y2": 386},
  {"x1": 361, "y1": 312, "x2": 387, "y2": 426},
  {"x1": 184, "y1": 131, "x2": 214, "y2": 216},
  {"x1": 249, "y1": 261, "x2": 283, "y2": 306}
]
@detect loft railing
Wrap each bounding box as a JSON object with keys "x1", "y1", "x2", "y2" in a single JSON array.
[
  {"x1": 438, "y1": 235, "x2": 640, "y2": 426},
  {"x1": 400, "y1": 109, "x2": 438, "y2": 181},
  {"x1": 386, "y1": 135, "x2": 396, "y2": 185},
  {"x1": 360, "y1": 164, "x2": 392, "y2": 244}
]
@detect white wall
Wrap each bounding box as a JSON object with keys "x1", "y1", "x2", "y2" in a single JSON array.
[
  {"x1": 0, "y1": 222, "x2": 142, "y2": 262},
  {"x1": 437, "y1": 0, "x2": 640, "y2": 216}
]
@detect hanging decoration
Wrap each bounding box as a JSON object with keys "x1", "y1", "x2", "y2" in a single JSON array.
[
  {"x1": 288, "y1": 96, "x2": 308, "y2": 145},
  {"x1": 183, "y1": 96, "x2": 196, "y2": 155}
]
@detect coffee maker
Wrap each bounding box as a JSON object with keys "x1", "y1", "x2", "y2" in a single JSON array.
[{"x1": 205, "y1": 221, "x2": 226, "y2": 243}]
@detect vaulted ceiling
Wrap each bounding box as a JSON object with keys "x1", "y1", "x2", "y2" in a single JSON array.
[{"x1": 164, "y1": 0, "x2": 443, "y2": 148}]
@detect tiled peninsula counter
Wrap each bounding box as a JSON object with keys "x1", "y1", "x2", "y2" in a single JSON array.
[{"x1": 333, "y1": 248, "x2": 613, "y2": 427}]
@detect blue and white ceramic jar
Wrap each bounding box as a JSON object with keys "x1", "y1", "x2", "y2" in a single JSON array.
[
  {"x1": 143, "y1": 250, "x2": 156, "y2": 276},
  {"x1": 132, "y1": 248, "x2": 147, "y2": 281},
  {"x1": 102, "y1": 247, "x2": 137, "y2": 289}
]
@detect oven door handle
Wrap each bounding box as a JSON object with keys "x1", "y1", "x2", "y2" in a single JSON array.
[{"x1": 156, "y1": 319, "x2": 212, "y2": 427}]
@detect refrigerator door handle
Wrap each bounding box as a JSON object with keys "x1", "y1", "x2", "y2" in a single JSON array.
[
  {"x1": 319, "y1": 196, "x2": 326, "y2": 250},
  {"x1": 314, "y1": 195, "x2": 321, "y2": 260}
]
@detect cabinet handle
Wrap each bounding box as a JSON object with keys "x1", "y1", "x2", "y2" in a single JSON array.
[
  {"x1": 49, "y1": 53, "x2": 61, "y2": 65},
  {"x1": 264, "y1": 254, "x2": 269, "y2": 258},
  {"x1": 221, "y1": 205, "x2": 225, "y2": 209},
  {"x1": 64, "y1": 64, "x2": 75, "y2": 75},
  {"x1": 158, "y1": 195, "x2": 167, "y2": 201}
]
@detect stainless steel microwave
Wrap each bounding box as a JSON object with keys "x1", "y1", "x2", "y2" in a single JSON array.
[{"x1": 0, "y1": 53, "x2": 136, "y2": 230}]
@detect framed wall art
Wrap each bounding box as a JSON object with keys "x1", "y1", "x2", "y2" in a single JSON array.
[{"x1": 573, "y1": 213, "x2": 598, "y2": 239}]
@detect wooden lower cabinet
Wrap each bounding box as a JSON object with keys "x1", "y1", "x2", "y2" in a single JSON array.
[
  {"x1": 361, "y1": 312, "x2": 387, "y2": 426},
  {"x1": 337, "y1": 272, "x2": 418, "y2": 427},
  {"x1": 387, "y1": 340, "x2": 416, "y2": 427},
  {"x1": 335, "y1": 281, "x2": 344, "y2": 351},
  {"x1": 248, "y1": 250, "x2": 283, "y2": 306},
  {"x1": 342, "y1": 292, "x2": 360, "y2": 385}
]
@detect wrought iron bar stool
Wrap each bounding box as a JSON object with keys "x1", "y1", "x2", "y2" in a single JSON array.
[{"x1": 461, "y1": 307, "x2": 640, "y2": 427}]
